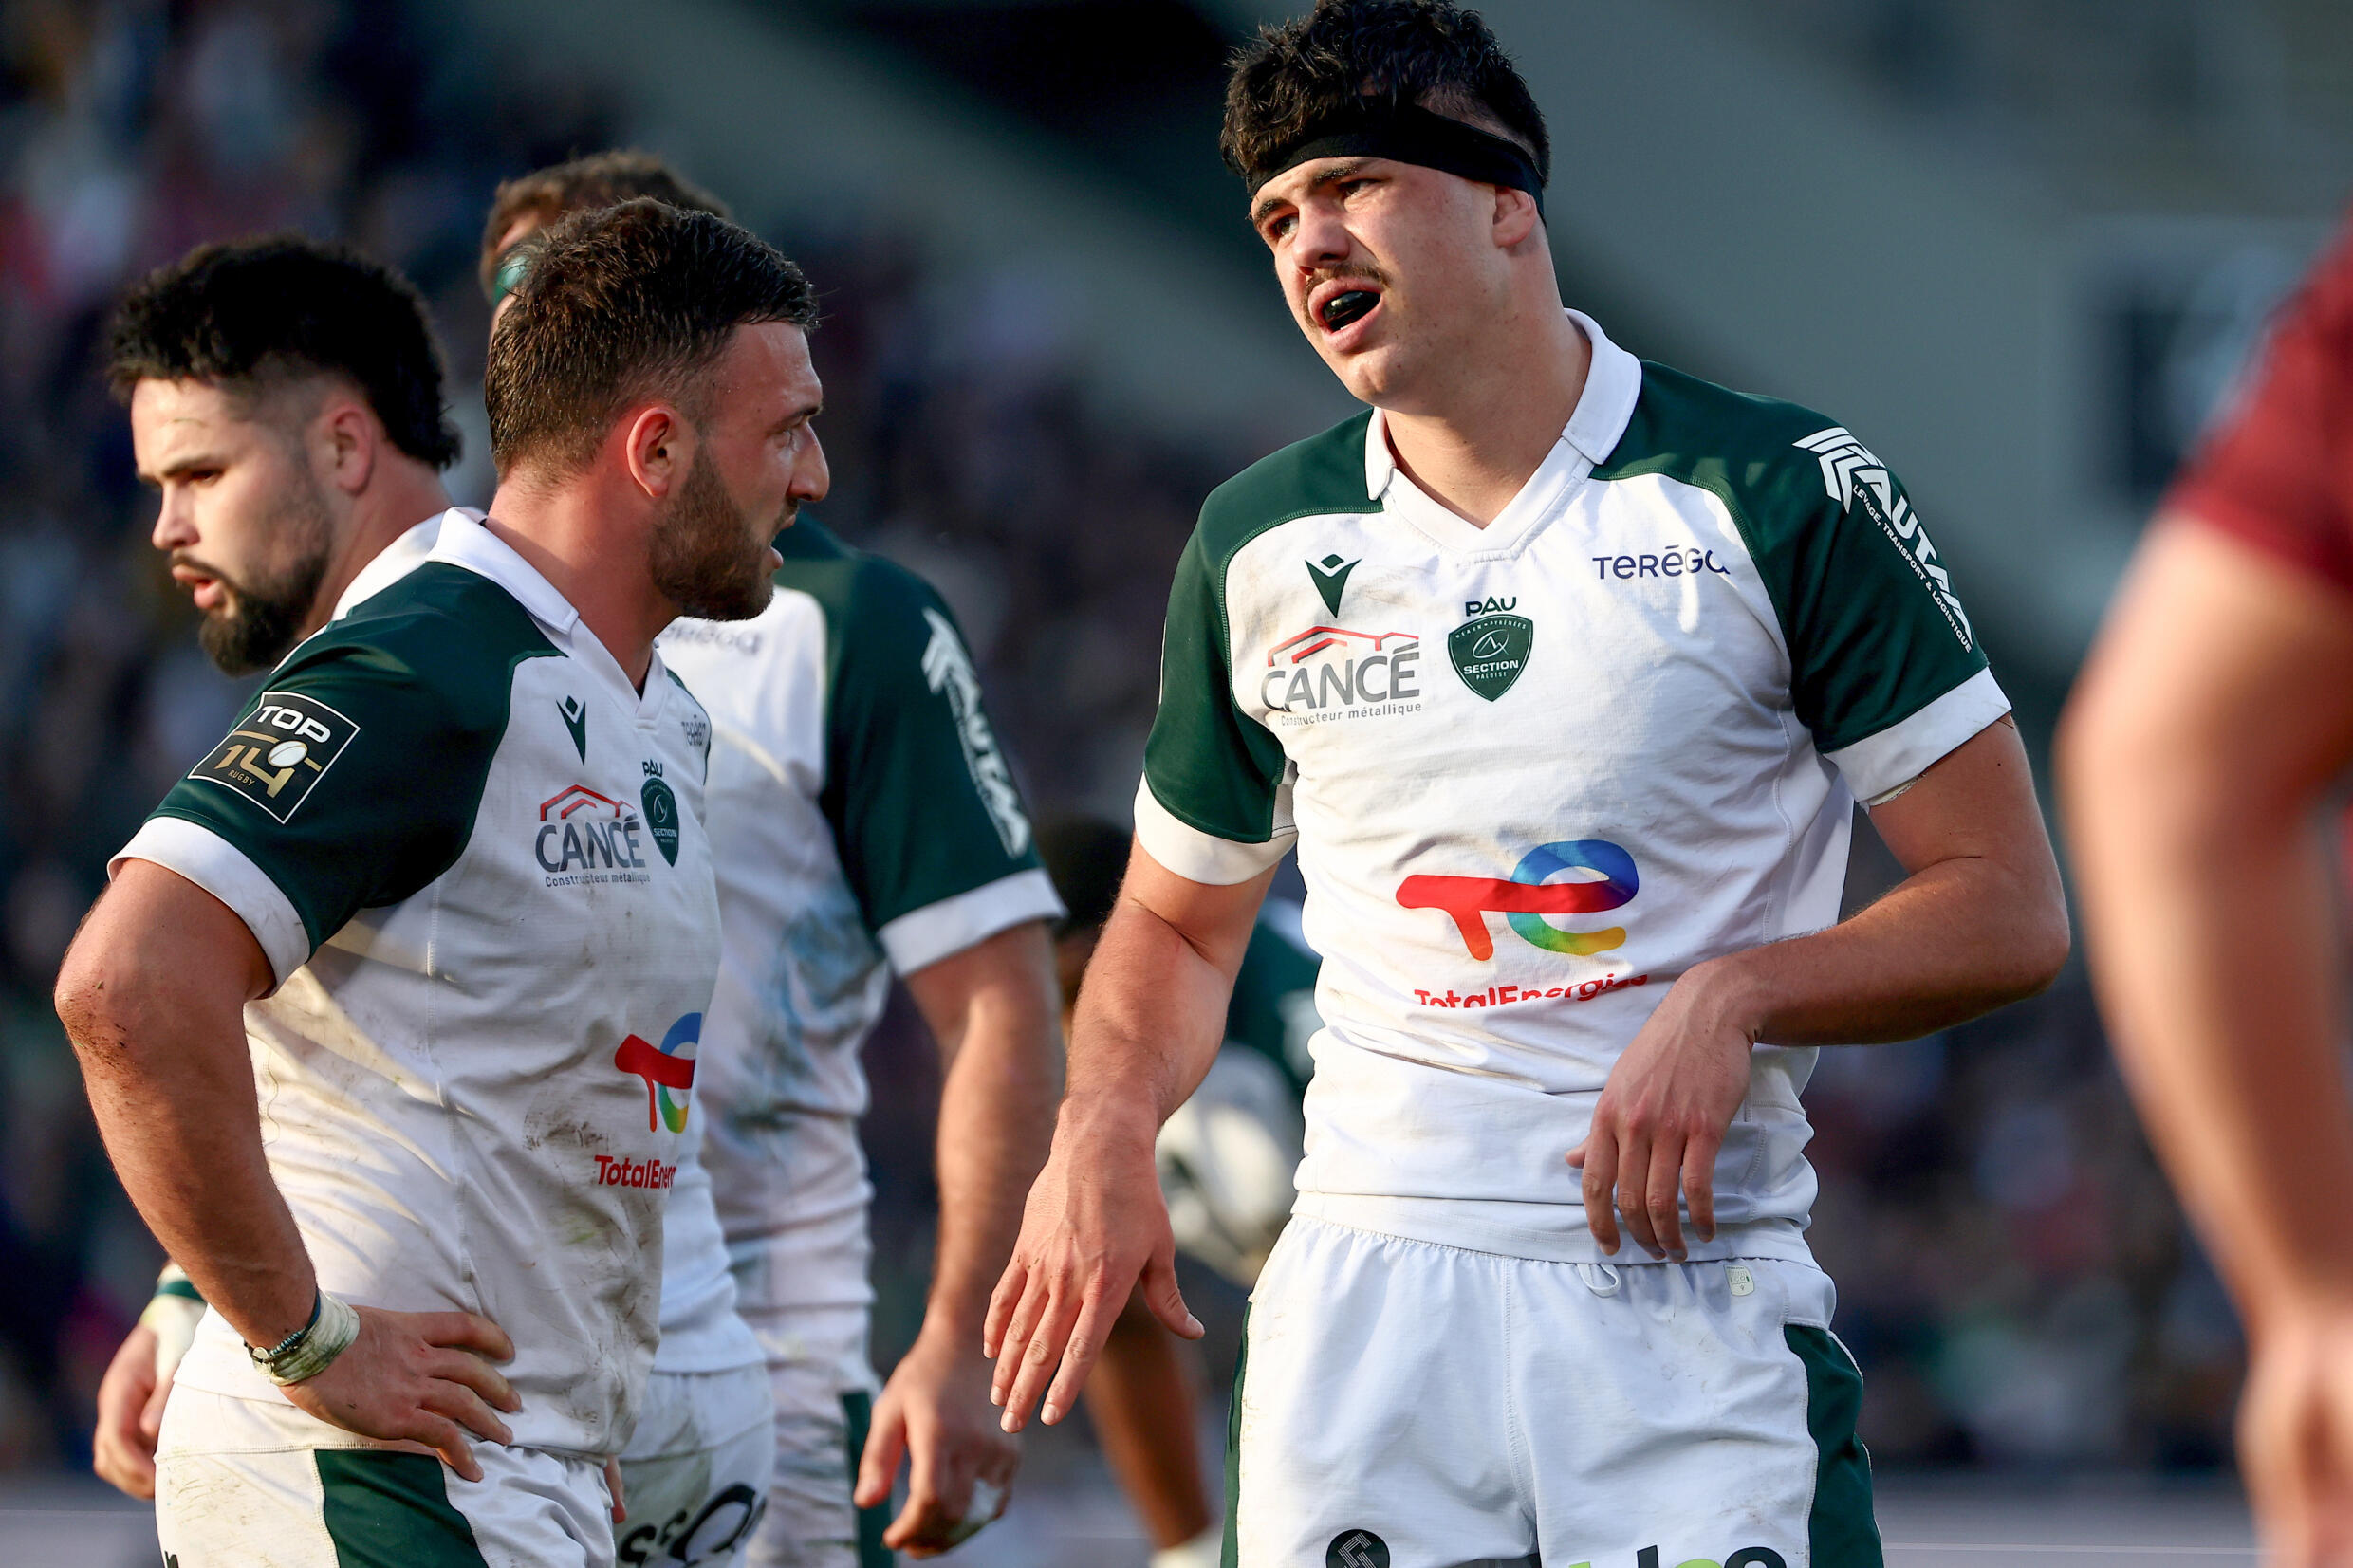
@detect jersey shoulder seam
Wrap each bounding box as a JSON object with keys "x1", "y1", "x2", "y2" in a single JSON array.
[{"x1": 1197, "y1": 410, "x2": 1382, "y2": 700}]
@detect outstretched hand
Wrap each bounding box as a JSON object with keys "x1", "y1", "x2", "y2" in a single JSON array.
[
  {"x1": 1568, "y1": 969, "x2": 1755, "y2": 1259},
  {"x1": 281, "y1": 1306, "x2": 520, "y2": 1482},
  {"x1": 983, "y1": 1108, "x2": 1200, "y2": 1433}
]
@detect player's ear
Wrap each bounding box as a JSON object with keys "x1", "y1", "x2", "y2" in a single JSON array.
[
  {"x1": 620, "y1": 404, "x2": 689, "y2": 501},
  {"x1": 314, "y1": 390, "x2": 378, "y2": 499},
  {"x1": 1491, "y1": 185, "x2": 1541, "y2": 253}
]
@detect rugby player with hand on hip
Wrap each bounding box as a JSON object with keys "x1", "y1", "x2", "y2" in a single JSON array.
[
  {"x1": 987, "y1": 4, "x2": 2069, "y2": 1566},
  {"x1": 480, "y1": 155, "x2": 1063, "y2": 1567},
  {"x1": 61, "y1": 202, "x2": 825, "y2": 1565}
]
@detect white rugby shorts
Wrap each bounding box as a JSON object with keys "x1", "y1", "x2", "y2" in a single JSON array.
[
  {"x1": 618, "y1": 1363, "x2": 775, "y2": 1567},
  {"x1": 739, "y1": 1350, "x2": 894, "y2": 1568},
  {"x1": 157, "y1": 1384, "x2": 616, "y2": 1568},
  {"x1": 1225, "y1": 1216, "x2": 1882, "y2": 1568}
]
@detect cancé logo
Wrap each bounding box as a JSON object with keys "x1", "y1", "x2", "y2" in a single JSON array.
[
  {"x1": 536, "y1": 784, "x2": 646, "y2": 874},
  {"x1": 1262, "y1": 625, "x2": 1421, "y2": 713},
  {"x1": 1398, "y1": 839, "x2": 1639, "y2": 961}
]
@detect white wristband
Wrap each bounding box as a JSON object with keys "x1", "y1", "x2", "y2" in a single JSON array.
[{"x1": 255, "y1": 1291, "x2": 361, "y2": 1386}]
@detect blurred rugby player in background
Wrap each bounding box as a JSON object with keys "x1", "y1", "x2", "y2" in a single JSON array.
[{"x1": 2064, "y1": 218, "x2": 2353, "y2": 1568}]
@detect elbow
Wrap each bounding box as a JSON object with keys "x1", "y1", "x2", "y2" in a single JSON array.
[
  {"x1": 54, "y1": 932, "x2": 142, "y2": 1073},
  {"x1": 2012, "y1": 896, "x2": 2072, "y2": 1003}
]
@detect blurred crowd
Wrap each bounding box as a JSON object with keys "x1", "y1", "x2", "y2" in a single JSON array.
[{"x1": 0, "y1": 0, "x2": 2243, "y2": 1481}]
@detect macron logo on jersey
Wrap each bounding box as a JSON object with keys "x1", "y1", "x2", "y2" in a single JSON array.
[{"x1": 1795, "y1": 427, "x2": 1974, "y2": 651}]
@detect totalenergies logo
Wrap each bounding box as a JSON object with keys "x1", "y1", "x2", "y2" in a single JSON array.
[
  {"x1": 614, "y1": 1013, "x2": 699, "y2": 1132},
  {"x1": 1398, "y1": 840, "x2": 1639, "y2": 961}
]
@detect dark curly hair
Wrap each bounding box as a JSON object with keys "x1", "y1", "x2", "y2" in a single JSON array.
[
  {"x1": 107, "y1": 235, "x2": 461, "y2": 469},
  {"x1": 1221, "y1": 0, "x2": 1548, "y2": 192},
  {"x1": 478, "y1": 149, "x2": 731, "y2": 299},
  {"x1": 485, "y1": 198, "x2": 817, "y2": 479}
]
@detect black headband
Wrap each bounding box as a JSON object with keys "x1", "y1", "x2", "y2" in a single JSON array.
[{"x1": 1251, "y1": 101, "x2": 1545, "y2": 214}]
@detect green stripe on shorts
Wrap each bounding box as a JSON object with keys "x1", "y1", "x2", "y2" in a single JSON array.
[
  {"x1": 1787, "y1": 1325, "x2": 1884, "y2": 1568},
  {"x1": 315, "y1": 1450, "x2": 489, "y2": 1568},
  {"x1": 841, "y1": 1390, "x2": 894, "y2": 1568}
]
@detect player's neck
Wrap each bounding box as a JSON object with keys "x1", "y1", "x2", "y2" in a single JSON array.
[
  {"x1": 300, "y1": 461, "x2": 451, "y2": 645},
  {"x1": 1380, "y1": 308, "x2": 1590, "y2": 527},
  {"x1": 481, "y1": 477, "x2": 670, "y2": 690}
]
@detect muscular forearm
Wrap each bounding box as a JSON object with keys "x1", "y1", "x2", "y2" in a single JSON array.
[
  {"x1": 1062, "y1": 891, "x2": 1249, "y2": 1133},
  {"x1": 915, "y1": 925, "x2": 1063, "y2": 1341},
  {"x1": 1693, "y1": 852, "x2": 2066, "y2": 1048},
  {"x1": 58, "y1": 870, "x2": 313, "y2": 1348}
]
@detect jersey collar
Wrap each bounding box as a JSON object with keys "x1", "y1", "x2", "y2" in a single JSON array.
[
  {"x1": 428, "y1": 507, "x2": 583, "y2": 636},
  {"x1": 1361, "y1": 306, "x2": 1642, "y2": 523},
  {"x1": 332, "y1": 514, "x2": 444, "y2": 619}
]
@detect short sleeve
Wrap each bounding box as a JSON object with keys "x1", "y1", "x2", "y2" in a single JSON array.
[
  {"x1": 820, "y1": 562, "x2": 1060, "y2": 970},
  {"x1": 1772, "y1": 433, "x2": 2009, "y2": 800},
  {"x1": 1138, "y1": 526, "x2": 1293, "y2": 886},
  {"x1": 118, "y1": 643, "x2": 493, "y2": 985},
  {"x1": 2163, "y1": 218, "x2": 2353, "y2": 595}
]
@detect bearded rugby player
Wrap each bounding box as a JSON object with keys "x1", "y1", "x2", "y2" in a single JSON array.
[
  {"x1": 63, "y1": 205, "x2": 822, "y2": 1564},
  {"x1": 483, "y1": 154, "x2": 1063, "y2": 1566},
  {"x1": 988, "y1": 4, "x2": 2069, "y2": 1565}
]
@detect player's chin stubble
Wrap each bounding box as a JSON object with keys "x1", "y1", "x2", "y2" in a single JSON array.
[
  {"x1": 194, "y1": 482, "x2": 334, "y2": 676},
  {"x1": 652, "y1": 450, "x2": 780, "y2": 623}
]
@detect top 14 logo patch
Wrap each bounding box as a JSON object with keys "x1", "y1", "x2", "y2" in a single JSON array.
[{"x1": 192, "y1": 691, "x2": 361, "y2": 822}]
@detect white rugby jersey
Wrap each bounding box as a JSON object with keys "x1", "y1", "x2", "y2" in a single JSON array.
[
  {"x1": 116, "y1": 508, "x2": 722, "y2": 1456},
  {"x1": 352, "y1": 515, "x2": 763, "y2": 1376},
  {"x1": 1137, "y1": 312, "x2": 2009, "y2": 1265},
  {"x1": 658, "y1": 519, "x2": 1061, "y2": 1388}
]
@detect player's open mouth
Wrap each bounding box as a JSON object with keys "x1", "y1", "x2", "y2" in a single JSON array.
[{"x1": 1318, "y1": 288, "x2": 1380, "y2": 334}]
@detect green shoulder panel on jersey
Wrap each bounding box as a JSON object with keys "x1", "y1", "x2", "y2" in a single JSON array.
[
  {"x1": 1144, "y1": 411, "x2": 1380, "y2": 846},
  {"x1": 781, "y1": 520, "x2": 1045, "y2": 938},
  {"x1": 1592, "y1": 363, "x2": 1989, "y2": 756},
  {"x1": 150, "y1": 562, "x2": 561, "y2": 954}
]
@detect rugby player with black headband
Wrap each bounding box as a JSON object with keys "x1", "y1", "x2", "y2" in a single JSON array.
[{"x1": 991, "y1": 3, "x2": 2067, "y2": 1566}]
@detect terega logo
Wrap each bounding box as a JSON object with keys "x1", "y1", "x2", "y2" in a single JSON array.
[
  {"x1": 1398, "y1": 839, "x2": 1639, "y2": 961},
  {"x1": 1262, "y1": 625, "x2": 1421, "y2": 722},
  {"x1": 536, "y1": 785, "x2": 647, "y2": 883},
  {"x1": 615, "y1": 1012, "x2": 700, "y2": 1133}
]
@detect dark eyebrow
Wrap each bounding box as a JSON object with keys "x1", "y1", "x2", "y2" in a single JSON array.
[
  {"x1": 1250, "y1": 158, "x2": 1380, "y2": 231},
  {"x1": 144, "y1": 452, "x2": 226, "y2": 486}
]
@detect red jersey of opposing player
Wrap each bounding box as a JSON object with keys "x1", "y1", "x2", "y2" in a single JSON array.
[
  {"x1": 2166, "y1": 218, "x2": 2353, "y2": 593},
  {"x1": 2164, "y1": 215, "x2": 2353, "y2": 888}
]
